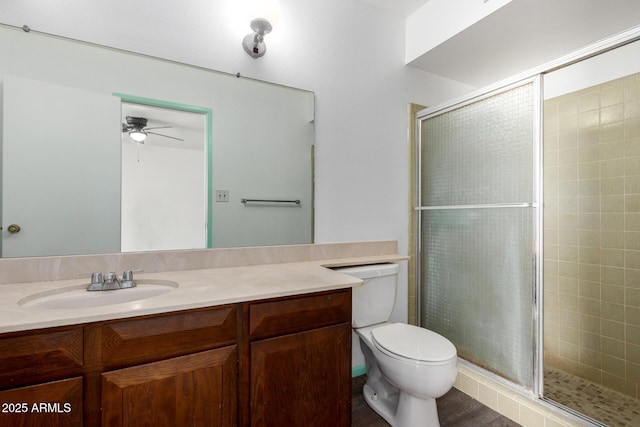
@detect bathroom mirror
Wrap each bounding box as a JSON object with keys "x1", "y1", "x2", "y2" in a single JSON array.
[{"x1": 0, "y1": 24, "x2": 315, "y2": 258}]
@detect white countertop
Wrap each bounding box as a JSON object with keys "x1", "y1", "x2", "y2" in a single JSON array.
[{"x1": 0, "y1": 255, "x2": 405, "y2": 334}]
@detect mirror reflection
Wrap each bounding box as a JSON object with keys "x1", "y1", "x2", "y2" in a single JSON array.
[
  {"x1": 120, "y1": 101, "x2": 208, "y2": 254},
  {"x1": 0, "y1": 24, "x2": 315, "y2": 258}
]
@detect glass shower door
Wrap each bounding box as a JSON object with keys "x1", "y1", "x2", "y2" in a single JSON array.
[{"x1": 418, "y1": 79, "x2": 540, "y2": 388}]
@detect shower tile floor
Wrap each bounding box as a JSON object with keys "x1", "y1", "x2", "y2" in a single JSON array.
[{"x1": 544, "y1": 367, "x2": 640, "y2": 426}]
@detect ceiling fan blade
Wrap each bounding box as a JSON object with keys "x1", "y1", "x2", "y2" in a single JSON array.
[
  {"x1": 144, "y1": 126, "x2": 172, "y2": 131},
  {"x1": 146, "y1": 131, "x2": 184, "y2": 141}
]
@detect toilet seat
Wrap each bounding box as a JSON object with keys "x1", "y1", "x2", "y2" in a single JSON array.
[{"x1": 371, "y1": 323, "x2": 456, "y2": 364}]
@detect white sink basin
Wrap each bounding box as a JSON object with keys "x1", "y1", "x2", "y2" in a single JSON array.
[{"x1": 19, "y1": 280, "x2": 179, "y2": 309}]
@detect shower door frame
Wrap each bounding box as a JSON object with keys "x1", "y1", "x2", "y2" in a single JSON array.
[
  {"x1": 415, "y1": 75, "x2": 543, "y2": 394},
  {"x1": 415, "y1": 24, "x2": 640, "y2": 404}
]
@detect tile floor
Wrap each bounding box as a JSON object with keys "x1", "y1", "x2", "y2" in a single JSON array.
[
  {"x1": 544, "y1": 367, "x2": 640, "y2": 426},
  {"x1": 351, "y1": 375, "x2": 521, "y2": 426}
]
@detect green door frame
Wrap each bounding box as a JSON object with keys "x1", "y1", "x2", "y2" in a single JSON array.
[{"x1": 114, "y1": 92, "x2": 213, "y2": 248}]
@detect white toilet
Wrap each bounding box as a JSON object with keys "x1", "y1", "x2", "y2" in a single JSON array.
[{"x1": 336, "y1": 263, "x2": 457, "y2": 427}]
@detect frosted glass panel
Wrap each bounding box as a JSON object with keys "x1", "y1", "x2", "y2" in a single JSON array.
[
  {"x1": 421, "y1": 84, "x2": 534, "y2": 206},
  {"x1": 421, "y1": 209, "x2": 534, "y2": 386},
  {"x1": 419, "y1": 81, "x2": 537, "y2": 388}
]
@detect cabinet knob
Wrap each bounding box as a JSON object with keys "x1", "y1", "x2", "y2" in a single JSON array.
[{"x1": 7, "y1": 224, "x2": 21, "y2": 234}]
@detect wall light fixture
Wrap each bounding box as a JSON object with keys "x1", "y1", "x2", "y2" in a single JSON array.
[{"x1": 242, "y1": 0, "x2": 280, "y2": 58}]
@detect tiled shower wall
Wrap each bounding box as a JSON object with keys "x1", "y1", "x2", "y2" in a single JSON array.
[{"x1": 544, "y1": 72, "x2": 640, "y2": 399}]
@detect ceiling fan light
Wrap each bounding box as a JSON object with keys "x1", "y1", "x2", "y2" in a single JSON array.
[{"x1": 129, "y1": 130, "x2": 147, "y2": 142}]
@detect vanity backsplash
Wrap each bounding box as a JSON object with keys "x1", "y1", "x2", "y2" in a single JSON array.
[{"x1": 0, "y1": 241, "x2": 399, "y2": 285}]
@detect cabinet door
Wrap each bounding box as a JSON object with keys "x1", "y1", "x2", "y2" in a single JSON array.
[
  {"x1": 0, "y1": 377, "x2": 83, "y2": 427},
  {"x1": 102, "y1": 346, "x2": 237, "y2": 427},
  {"x1": 250, "y1": 323, "x2": 351, "y2": 427}
]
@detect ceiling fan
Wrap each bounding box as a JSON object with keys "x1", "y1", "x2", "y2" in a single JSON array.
[{"x1": 122, "y1": 116, "x2": 184, "y2": 143}]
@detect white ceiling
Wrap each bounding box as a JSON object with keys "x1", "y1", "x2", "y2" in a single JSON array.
[
  {"x1": 360, "y1": 0, "x2": 430, "y2": 16},
  {"x1": 407, "y1": 0, "x2": 640, "y2": 88}
]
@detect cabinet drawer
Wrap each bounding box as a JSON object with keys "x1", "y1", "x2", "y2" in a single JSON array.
[
  {"x1": 100, "y1": 306, "x2": 237, "y2": 368},
  {"x1": 0, "y1": 377, "x2": 83, "y2": 427},
  {"x1": 0, "y1": 328, "x2": 83, "y2": 388},
  {"x1": 249, "y1": 289, "x2": 351, "y2": 340}
]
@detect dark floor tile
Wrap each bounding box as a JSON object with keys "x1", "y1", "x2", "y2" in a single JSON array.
[{"x1": 352, "y1": 375, "x2": 521, "y2": 427}]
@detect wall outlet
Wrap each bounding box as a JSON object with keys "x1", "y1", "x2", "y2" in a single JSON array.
[{"x1": 215, "y1": 189, "x2": 229, "y2": 202}]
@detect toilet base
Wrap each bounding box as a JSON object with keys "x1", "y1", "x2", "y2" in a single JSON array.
[
  {"x1": 363, "y1": 382, "x2": 397, "y2": 425},
  {"x1": 363, "y1": 376, "x2": 440, "y2": 427},
  {"x1": 396, "y1": 391, "x2": 439, "y2": 427}
]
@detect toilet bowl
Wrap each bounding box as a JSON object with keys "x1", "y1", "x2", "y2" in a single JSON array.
[
  {"x1": 334, "y1": 264, "x2": 457, "y2": 427},
  {"x1": 356, "y1": 323, "x2": 457, "y2": 427}
]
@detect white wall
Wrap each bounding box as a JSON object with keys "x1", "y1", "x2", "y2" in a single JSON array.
[
  {"x1": 0, "y1": 0, "x2": 473, "y2": 332},
  {"x1": 121, "y1": 143, "x2": 206, "y2": 252}
]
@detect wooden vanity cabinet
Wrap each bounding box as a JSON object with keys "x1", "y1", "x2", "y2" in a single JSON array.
[
  {"x1": 91, "y1": 306, "x2": 239, "y2": 427},
  {"x1": 0, "y1": 305, "x2": 238, "y2": 427},
  {"x1": 0, "y1": 326, "x2": 85, "y2": 426},
  {"x1": 0, "y1": 288, "x2": 353, "y2": 427},
  {"x1": 0, "y1": 326, "x2": 84, "y2": 389},
  {"x1": 244, "y1": 289, "x2": 352, "y2": 427},
  {"x1": 0, "y1": 377, "x2": 83, "y2": 427}
]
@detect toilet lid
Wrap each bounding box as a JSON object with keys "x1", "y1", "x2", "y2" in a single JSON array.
[{"x1": 371, "y1": 323, "x2": 456, "y2": 362}]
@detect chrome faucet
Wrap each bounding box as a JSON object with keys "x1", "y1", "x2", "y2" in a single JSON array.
[
  {"x1": 102, "y1": 272, "x2": 122, "y2": 290},
  {"x1": 86, "y1": 270, "x2": 141, "y2": 291}
]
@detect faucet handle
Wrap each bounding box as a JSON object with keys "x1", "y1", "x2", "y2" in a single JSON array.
[
  {"x1": 84, "y1": 272, "x2": 104, "y2": 291},
  {"x1": 121, "y1": 269, "x2": 143, "y2": 288},
  {"x1": 122, "y1": 269, "x2": 143, "y2": 281},
  {"x1": 90, "y1": 272, "x2": 103, "y2": 284},
  {"x1": 79, "y1": 272, "x2": 103, "y2": 283}
]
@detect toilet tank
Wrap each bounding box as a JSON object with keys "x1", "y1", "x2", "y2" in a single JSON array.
[{"x1": 334, "y1": 263, "x2": 399, "y2": 328}]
